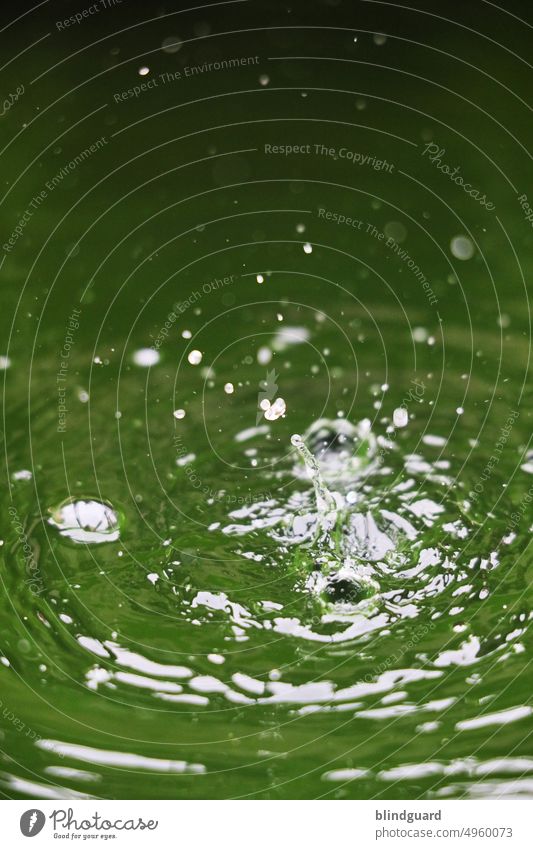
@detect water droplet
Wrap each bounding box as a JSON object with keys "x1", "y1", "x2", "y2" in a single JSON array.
[
  {"x1": 224, "y1": 383, "x2": 234, "y2": 394},
  {"x1": 132, "y1": 348, "x2": 159, "y2": 367},
  {"x1": 0, "y1": 355, "x2": 11, "y2": 370},
  {"x1": 296, "y1": 223, "x2": 306, "y2": 233},
  {"x1": 182, "y1": 329, "x2": 192, "y2": 339},
  {"x1": 256, "y1": 274, "x2": 264, "y2": 283},
  {"x1": 259, "y1": 74, "x2": 270, "y2": 86},
  {"x1": 450, "y1": 235, "x2": 474, "y2": 260},
  {"x1": 264, "y1": 398, "x2": 286, "y2": 420},
  {"x1": 393, "y1": 407, "x2": 408, "y2": 428},
  {"x1": 138, "y1": 66, "x2": 150, "y2": 76},
  {"x1": 48, "y1": 499, "x2": 121, "y2": 544},
  {"x1": 257, "y1": 346, "x2": 272, "y2": 365},
  {"x1": 456, "y1": 406, "x2": 465, "y2": 415},
  {"x1": 412, "y1": 327, "x2": 428, "y2": 343},
  {"x1": 303, "y1": 242, "x2": 313, "y2": 254},
  {"x1": 188, "y1": 350, "x2": 202, "y2": 365},
  {"x1": 173, "y1": 409, "x2": 186, "y2": 419},
  {"x1": 374, "y1": 33, "x2": 387, "y2": 45}
]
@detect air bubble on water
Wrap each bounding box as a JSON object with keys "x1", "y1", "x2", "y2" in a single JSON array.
[
  {"x1": 303, "y1": 242, "x2": 313, "y2": 254},
  {"x1": 132, "y1": 348, "x2": 159, "y2": 367},
  {"x1": 393, "y1": 407, "x2": 408, "y2": 428},
  {"x1": 224, "y1": 383, "x2": 234, "y2": 394},
  {"x1": 450, "y1": 235, "x2": 474, "y2": 260},
  {"x1": 374, "y1": 33, "x2": 387, "y2": 45},
  {"x1": 264, "y1": 398, "x2": 286, "y2": 420},
  {"x1": 256, "y1": 274, "x2": 264, "y2": 284},
  {"x1": 0, "y1": 355, "x2": 11, "y2": 370},
  {"x1": 161, "y1": 36, "x2": 182, "y2": 53},
  {"x1": 412, "y1": 327, "x2": 428, "y2": 343},
  {"x1": 257, "y1": 346, "x2": 272, "y2": 365},
  {"x1": 182, "y1": 329, "x2": 192, "y2": 339},
  {"x1": 188, "y1": 350, "x2": 202, "y2": 365},
  {"x1": 173, "y1": 409, "x2": 186, "y2": 419},
  {"x1": 48, "y1": 499, "x2": 121, "y2": 544},
  {"x1": 259, "y1": 74, "x2": 270, "y2": 86},
  {"x1": 138, "y1": 66, "x2": 150, "y2": 76}
]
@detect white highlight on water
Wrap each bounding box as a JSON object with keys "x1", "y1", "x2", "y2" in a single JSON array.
[{"x1": 132, "y1": 348, "x2": 159, "y2": 367}]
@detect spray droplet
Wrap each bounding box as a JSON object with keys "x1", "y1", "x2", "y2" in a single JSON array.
[
  {"x1": 188, "y1": 350, "x2": 202, "y2": 365},
  {"x1": 132, "y1": 348, "x2": 159, "y2": 367},
  {"x1": 393, "y1": 407, "x2": 408, "y2": 428},
  {"x1": 264, "y1": 398, "x2": 286, "y2": 421}
]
